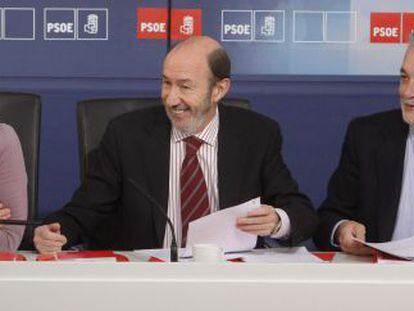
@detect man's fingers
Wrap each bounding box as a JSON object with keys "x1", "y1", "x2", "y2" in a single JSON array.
[
  {"x1": 38, "y1": 229, "x2": 66, "y2": 244},
  {"x1": 342, "y1": 243, "x2": 373, "y2": 256},
  {"x1": 237, "y1": 205, "x2": 280, "y2": 236},
  {"x1": 48, "y1": 223, "x2": 61, "y2": 233},
  {"x1": 238, "y1": 223, "x2": 271, "y2": 231},
  {"x1": 354, "y1": 225, "x2": 366, "y2": 240},
  {"x1": 34, "y1": 224, "x2": 67, "y2": 254},
  {"x1": 37, "y1": 246, "x2": 62, "y2": 256},
  {"x1": 0, "y1": 207, "x2": 11, "y2": 219},
  {"x1": 247, "y1": 208, "x2": 269, "y2": 217},
  {"x1": 238, "y1": 222, "x2": 276, "y2": 236},
  {"x1": 246, "y1": 205, "x2": 274, "y2": 217},
  {"x1": 237, "y1": 215, "x2": 274, "y2": 226},
  {"x1": 36, "y1": 238, "x2": 66, "y2": 249},
  {"x1": 338, "y1": 221, "x2": 372, "y2": 256}
]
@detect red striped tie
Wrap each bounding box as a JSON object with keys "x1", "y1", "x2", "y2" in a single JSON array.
[{"x1": 180, "y1": 136, "x2": 210, "y2": 247}]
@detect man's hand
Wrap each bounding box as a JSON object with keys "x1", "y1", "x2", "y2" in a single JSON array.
[
  {"x1": 34, "y1": 223, "x2": 67, "y2": 255},
  {"x1": 0, "y1": 202, "x2": 11, "y2": 228},
  {"x1": 336, "y1": 220, "x2": 373, "y2": 256},
  {"x1": 236, "y1": 204, "x2": 280, "y2": 236}
]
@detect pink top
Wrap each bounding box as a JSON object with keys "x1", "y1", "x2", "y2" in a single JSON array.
[{"x1": 0, "y1": 123, "x2": 27, "y2": 251}]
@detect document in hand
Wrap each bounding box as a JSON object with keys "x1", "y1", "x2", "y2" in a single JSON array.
[
  {"x1": 185, "y1": 197, "x2": 260, "y2": 253},
  {"x1": 353, "y1": 236, "x2": 414, "y2": 261}
]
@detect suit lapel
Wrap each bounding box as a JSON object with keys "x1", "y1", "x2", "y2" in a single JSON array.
[
  {"x1": 375, "y1": 114, "x2": 408, "y2": 241},
  {"x1": 217, "y1": 105, "x2": 247, "y2": 209},
  {"x1": 145, "y1": 109, "x2": 171, "y2": 246}
]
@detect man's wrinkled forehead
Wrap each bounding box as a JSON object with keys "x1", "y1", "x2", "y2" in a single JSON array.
[{"x1": 402, "y1": 44, "x2": 414, "y2": 71}]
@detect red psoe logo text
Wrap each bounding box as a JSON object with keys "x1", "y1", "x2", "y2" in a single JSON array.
[
  {"x1": 137, "y1": 8, "x2": 202, "y2": 40},
  {"x1": 370, "y1": 12, "x2": 401, "y2": 43}
]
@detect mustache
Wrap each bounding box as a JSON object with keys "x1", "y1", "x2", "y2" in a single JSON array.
[
  {"x1": 401, "y1": 99, "x2": 414, "y2": 105},
  {"x1": 168, "y1": 104, "x2": 190, "y2": 110}
]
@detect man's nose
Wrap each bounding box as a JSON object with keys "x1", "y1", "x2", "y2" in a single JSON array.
[
  {"x1": 164, "y1": 87, "x2": 180, "y2": 106},
  {"x1": 401, "y1": 79, "x2": 414, "y2": 99}
]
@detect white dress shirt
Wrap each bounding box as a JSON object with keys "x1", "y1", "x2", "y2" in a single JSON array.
[
  {"x1": 392, "y1": 124, "x2": 414, "y2": 240},
  {"x1": 163, "y1": 108, "x2": 290, "y2": 248}
]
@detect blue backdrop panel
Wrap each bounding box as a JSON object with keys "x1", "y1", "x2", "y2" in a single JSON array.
[
  {"x1": 0, "y1": 0, "x2": 167, "y2": 78},
  {"x1": 0, "y1": 0, "x2": 410, "y2": 250},
  {"x1": 170, "y1": 0, "x2": 413, "y2": 75}
]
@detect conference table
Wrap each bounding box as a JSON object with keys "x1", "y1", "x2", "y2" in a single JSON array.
[{"x1": 0, "y1": 249, "x2": 413, "y2": 311}]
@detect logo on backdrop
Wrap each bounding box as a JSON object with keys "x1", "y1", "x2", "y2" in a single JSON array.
[
  {"x1": 44, "y1": 8, "x2": 108, "y2": 40},
  {"x1": 84, "y1": 14, "x2": 99, "y2": 35},
  {"x1": 137, "y1": 7, "x2": 202, "y2": 40},
  {"x1": 371, "y1": 12, "x2": 414, "y2": 44},
  {"x1": 261, "y1": 16, "x2": 276, "y2": 37},
  {"x1": 221, "y1": 10, "x2": 286, "y2": 42},
  {"x1": 180, "y1": 15, "x2": 194, "y2": 35},
  {"x1": 78, "y1": 9, "x2": 108, "y2": 40}
]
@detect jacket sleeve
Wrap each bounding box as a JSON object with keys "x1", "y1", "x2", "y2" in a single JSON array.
[
  {"x1": 44, "y1": 121, "x2": 123, "y2": 248},
  {"x1": 313, "y1": 120, "x2": 360, "y2": 250},
  {"x1": 0, "y1": 124, "x2": 28, "y2": 251},
  {"x1": 261, "y1": 121, "x2": 318, "y2": 246}
]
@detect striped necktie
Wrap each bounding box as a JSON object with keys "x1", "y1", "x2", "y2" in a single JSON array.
[{"x1": 180, "y1": 136, "x2": 210, "y2": 247}]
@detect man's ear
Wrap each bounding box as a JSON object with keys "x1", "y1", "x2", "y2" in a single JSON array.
[{"x1": 211, "y1": 78, "x2": 231, "y2": 104}]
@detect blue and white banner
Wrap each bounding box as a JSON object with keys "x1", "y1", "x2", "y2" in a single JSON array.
[{"x1": 0, "y1": 1, "x2": 413, "y2": 77}]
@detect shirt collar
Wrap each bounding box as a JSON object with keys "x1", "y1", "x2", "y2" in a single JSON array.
[
  {"x1": 171, "y1": 107, "x2": 219, "y2": 146},
  {"x1": 409, "y1": 125, "x2": 414, "y2": 142}
]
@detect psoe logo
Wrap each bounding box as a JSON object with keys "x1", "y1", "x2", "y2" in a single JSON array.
[
  {"x1": 371, "y1": 12, "x2": 414, "y2": 44},
  {"x1": 84, "y1": 14, "x2": 98, "y2": 35},
  {"x1": 44, "y1": 8, "x2": 76, "y2": 40},
  {"x1": 221, "y1": 10, "x2": 253, "y2": 42},
  {"x1": 261, "y1": 16, "x2": 275, "y2": 37},
  {"x1": 137, "y1": 8, "x2": 202, "y2": 40},
  {"x1": 171, "y1": 9, "x2": 202, "y2": 40},
  {"x1": 137, "y1": 8, "x2": 168, "y2": 39}
]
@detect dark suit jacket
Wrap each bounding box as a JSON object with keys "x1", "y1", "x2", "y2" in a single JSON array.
[
  {"x1": 46, "y1": 105, "x2": 317, "y2": 250},
  {"x1": 314, "y1": 109, "x2": 409, "y2": 250}
]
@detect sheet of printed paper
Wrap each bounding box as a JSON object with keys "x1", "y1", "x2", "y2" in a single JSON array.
[
  {"x1": 353, "y1": 236, "x2": 414, "y2": 260},
  {"x1": 185, "y1": 197, "x2": 260, "y2": 254}
]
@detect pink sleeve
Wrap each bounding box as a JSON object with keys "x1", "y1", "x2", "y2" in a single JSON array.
[{"x1": 0, "y1": 124, "x2": 28, "y2": 251}]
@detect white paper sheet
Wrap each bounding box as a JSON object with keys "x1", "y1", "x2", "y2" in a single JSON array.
[
  {"x1": 225, "y1": 247, "x2": 324, "y2": 263},
  {"x1": 185, "y1": 197, "x2": 260, "y2": 253},
  {"x1": 134, "y1": 247, "x2": 323, "y2": 263},
  {"x1": 354, "y1": 236, "x2": 414, "y2": 260},
  {"x1": 67, "y1": 257, "x2": 118, "y2": 262}
]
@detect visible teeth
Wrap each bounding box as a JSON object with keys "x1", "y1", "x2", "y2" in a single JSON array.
[{"x1": 172, "y1": 106, "x2": 188, "y2": 113}]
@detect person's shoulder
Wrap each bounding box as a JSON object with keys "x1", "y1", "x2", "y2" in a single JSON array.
[
  {"x1": 347, "y1": 109, "x2": 404, "y2": 145},
  {"x1": 108, "y1": 106, "x2": 166, "y2": 131},
  {"x1": 221, "y1": 105, "x2": 280, "y2": 132},
  {"x1": 350, "y1": 109, "x2": 402, "y2": 129},
  {"x1": 0, "y1": 123, "x2": 20, "y2": 150},
  {"x1": 0, "y1": 122, "x2": 15, "y2": 135}
]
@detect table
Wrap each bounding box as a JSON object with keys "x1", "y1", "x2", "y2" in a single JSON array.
[{"x1": 0, "y1": 251, "x2": 412, "y2": 311}]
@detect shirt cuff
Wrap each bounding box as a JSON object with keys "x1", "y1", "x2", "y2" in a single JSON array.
[
  {"x1": 270, "y1": 208, "x2": 290, "y2": 239},
  {"x1": 330, "y1": 219, "x2": 348, "y2": 248}
]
